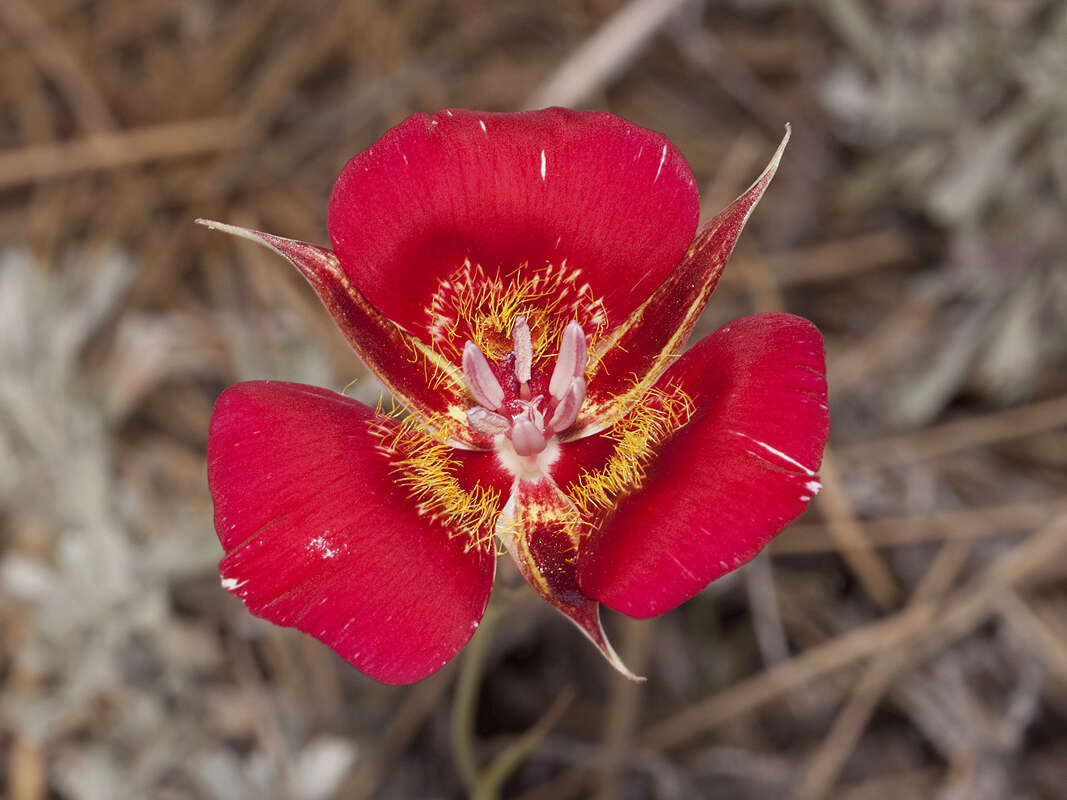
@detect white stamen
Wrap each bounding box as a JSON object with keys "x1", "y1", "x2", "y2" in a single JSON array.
[
  {"x1": 462, "y1": 341, "x2": 505, "y2": 410},
  {"x1": 549, "y1": 321, "x2": 587, "y2": 400},
  {"x1": 548, "y1": 376, "x2": 585, "y2": 432},
  {"x1": 467, "y1": 406, "x2": 510, "y2": 436},
  {"x1": 511, "y1": 315, "x2": 533, "y2": 384}
]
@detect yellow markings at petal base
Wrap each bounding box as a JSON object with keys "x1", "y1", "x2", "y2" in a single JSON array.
[
  {"x1": 368, "y1": 411, "x2": 500, "y2": 554},
  {"x1": 569, "y1": 384, "x2": 694, "y2": 524},
  {"x1": 426, "y1": 260, "x2": 609, "y2": 367}
]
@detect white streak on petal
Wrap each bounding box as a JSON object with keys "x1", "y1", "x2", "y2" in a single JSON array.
[
  {"x1": 540, "y1": 149, "x2": 547, "y2": 181},
  {"x1": 668, "y1": 552, "x2": 697, "y2": 581},
  {"x1": 654, "y1": 144, "x2": 667, "y2": 182},
  {"x1": 731, "y1": 430, "x2": 815, "y2": 475}
]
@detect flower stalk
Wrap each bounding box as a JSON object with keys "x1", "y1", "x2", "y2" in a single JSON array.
[{"x1": 450, "y1": 594, "x2": 575, "y2": 800}]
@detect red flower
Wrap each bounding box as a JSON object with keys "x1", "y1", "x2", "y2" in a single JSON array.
[{"x1": 201, "y1": 109, "x2": 828, "y2": 684}]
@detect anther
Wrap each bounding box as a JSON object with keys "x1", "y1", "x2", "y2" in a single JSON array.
[
  {"x1": 547, "y1": 376, "x2": 585, "y2": 433},
  {"x1": 512, "y1": 315, "x2": 533, "y2": 385},
  {"x1": 462, "y1": 341, "x2": 505, "y2": 410},
  {"x1": 549, "y1": 320, "x2": 588, "y2": 400},
  {"x1": 467, "y1": 406, "x2": 510, "y2": 436}
]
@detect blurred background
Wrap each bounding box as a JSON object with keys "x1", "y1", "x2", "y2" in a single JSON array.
[{"x1": 2, "y1": 0, "x2": 1066, "y2": 798}]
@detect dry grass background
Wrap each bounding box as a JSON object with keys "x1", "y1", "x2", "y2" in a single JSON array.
[{"x1": 1, "y1": 0, "x2": 1066, "y2": 798}]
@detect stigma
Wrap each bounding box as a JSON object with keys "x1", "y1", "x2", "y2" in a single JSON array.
[{"x1": 461, "y1": 317, "x2": 587, "y2": 475}]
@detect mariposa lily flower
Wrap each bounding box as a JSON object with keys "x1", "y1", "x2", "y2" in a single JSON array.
[{"x1": 201, "y1": 108, "x2": 828, "y2": 684}]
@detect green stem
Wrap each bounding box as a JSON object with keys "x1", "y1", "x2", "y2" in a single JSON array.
[
  {"x1": 450, "y1": 592, "x2": 576, "y2": 800},
  {"x1": 473, "y1": 688, "x2": 575, "y2": 800},
  {"x1": 451, "y1": 602, "x2": 500, "y2": 795}
]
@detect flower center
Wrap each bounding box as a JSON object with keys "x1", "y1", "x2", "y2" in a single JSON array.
[{"x1": 461, "y1": 316, "x2": 587, "y2": 472}]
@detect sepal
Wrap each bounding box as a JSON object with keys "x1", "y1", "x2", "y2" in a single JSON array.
[
  {"x1": 499, "y1": 478, "x2": 641, "y2": 681},
  {"x1": 196, "y1": 220, "x2": 478, "y2": 443},
  {"x1": 572, "y1": 127, "x2": 790, "y2": 437}
]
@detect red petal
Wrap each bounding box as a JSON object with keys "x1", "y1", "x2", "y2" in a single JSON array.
[
  {"x1": 576, "y1": 313, "x2": 828, "y2": 618},
  {"x1": 573, "y1": 129, "x2": 789, "y2": 437},
  {"x1": 503, "y1": 478, "x2": 639, "y2": 680},
  {"x1": 328, "y1": 108, "x2": 698, "y2": 343},
  {"x1": 208, "y1": 381, "x2": 495, "y2": 684},
  {"x1": 196, "y1": 221, "x2": 478, "y2": 444}
]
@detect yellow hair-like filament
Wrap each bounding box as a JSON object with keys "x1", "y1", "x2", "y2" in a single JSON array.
[
  {"x1": 425, "y1": 260, "x2": 609, "y2": 369},
  {"x1": 368, "y1": 408, "x2": 500, "y2": 554},
  {"x1": 568, "y1": 384, "x2": 695, "y2": 527}
]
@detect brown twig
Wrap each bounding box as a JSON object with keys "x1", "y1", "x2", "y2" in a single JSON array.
[
  {"x1": 726, "y1": 230, "x2": 914, "y2": 287},
  {"x1": 996, "y1": 590, "x2": 1067, "y2": 684},
  {"x1": 809, "y1": 450, "x2": 903, "y2": 609},
  {"x1": 774, "y1": 498, "x2": 1067, "y2": 554},
  {"x1": 795, "y1": 538, "x2": 971, "y2": 799},
  {"x1": 524, "y1": 0, "x2": 695, "y2": 109},
  {"x1": 0, "y1": 116, "x2": 250, "y2": 189},
  {"x1": 735, "y1": 232, "x2": 903, "y2": 611},
  {"x1": 828, "y1": 294, "x2": 937, "y2": 398},
  {"x1": 836, "y1": 394, "x2": 1067, "y2": 469},
  {"x1": 339, "y1": 662, "x2": 458, "y2": 800},
  {"x1": 594, "y1": 617, "x2": 653, "y2": 800},
  {"x1": 0, "y1": 0, "x2": 116, "y2": 132},
  {"x1": 642, "y1": 512, "x2": 1067, "y2": 750}
]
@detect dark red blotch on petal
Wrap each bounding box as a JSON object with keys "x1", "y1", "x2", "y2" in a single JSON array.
[
  {"x1": 208, "y1": 381, "x2": 495, "y2": 684},
  {"x1": 506, "y1": 478, "x2": 638, "y2": 678},
  {"x1": 328, "y1": 108, "x2": 699, "y2": 340},
  {"x1": 577, "y1": 314, "x2": 829, "y2": 618}
]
